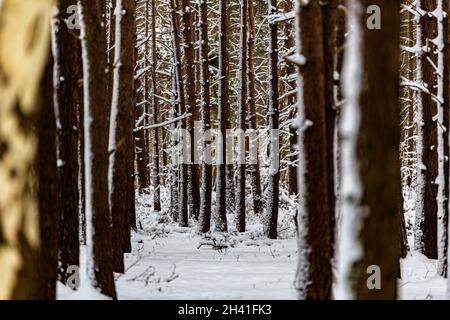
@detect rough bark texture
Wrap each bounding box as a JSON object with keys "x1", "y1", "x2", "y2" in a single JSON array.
[
  {"x1": 263, "y1": 0, "x2": 280, "y2": 239},
  {"x1": 246, "y1": 0, "x2": 263, "y2": 217},
  {"x1": 181, "y1": 0, "x2": 200, "y2": 220},
  {"x1": 236, "y1": 0, "x2": 248, "y2": 232},
  {"x1": 53, "y1": 0, "x2": 81, "y2": 282},
  {"x1": 198, "y1": 0, "x2": 213, "y2": 233},
  {"x1": 439, "y1": 0, "x2": 450, "y2": 277},
  {"x1": 322, "y1": 1, "x2": 337, "y2": 255},
  {"x1": 150, "y1": 0, "x2": 161, "y2": 212},
  {"x1": 352, "y1": 0, "x2": 401, "y2": 299},
  {"x1": 108, "y1": 0, "x2": 136, "y2": 273},
  {"x1": 79, "y1": 0, "x2": 117, "y2": 299},
  {"x1": 295, "y1": 0, "x2": 332, "y2": 299},
  {"x1": 169, "y1": 0, "x2": 188, "y2": 227},
  {"x1": 0, "y1": 0, "x2": 53, "y2": 299},
  {"x1": 416, "y1": 0, "x2": 438, "y2": 259},
  {"x1": 215, "y1": 0, "x2": 230, "y2": 232}
]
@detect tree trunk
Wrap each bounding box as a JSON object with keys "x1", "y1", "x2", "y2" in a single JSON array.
[
  {"x1": 53, "y1": 0, "x2": 81, "y2": 283},
  {"x1": 108, "y1": 0, "x2": 136, "y2": 273},
  {"x1": 337, "y1": 0, "x2": 401, "y2": 299},
  {"x1": 169, "y1": 0, "x2": 188, "y2": 226},
  {"x1": 263, "y1": 0, "x2": 280, "y2": 239},
  {"x1": 150, "y1": 0, "x2": 162, "y2": 212},
  {"x1": 181, "y1": 0, "x2": 200, "y2": 220},
  {"x1": 198, "y1": 0, "x2": 213, "y2": 233},
  {"x1": 246, "y1": 0, "x2": 263, "y2": 217},
  {"x1": 79, "y1": 0, "x2": 117, "y2": 299},
  {"x1": 415, "y1": 0, "x2": 438, "y2": 259},
  {"x1": 0, "y1": 0, "x2": 53, "y2": 299},
  {"x1": 236, "y1": 0, "x2": 248, "y2": 232},
  {"x1": 215, "y1": 0, "x2": 230, "y2": 232},
  {"x1": 438, "y1": 0, "x2": 450, "y2": 277},
  {"x1": 294, "y1": 0, "x2": 332, "y2": 299}
]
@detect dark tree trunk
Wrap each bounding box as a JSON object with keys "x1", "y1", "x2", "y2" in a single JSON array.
[
  {"x1": 236, "y1": 0, "x2": 248, "y2": 232},
  {"x1": 53, "y1": 0, "x2": 81, "y2": 283},
  {"x1": 169, "y1": 0, "x2": 188, "y2": 227},
  {"x1": 283, "y1": 0, "x2": 298, "y2": 196},
  {"x1": 198, "y1": 0, "x2": 213, "y2": 233},
  {"x1": 321, "y1": 0, "x2": 337, "y2": 274},
  {"x1": 294, "y1": 0, "x2": 332, "y2": 299},
  {"x1": 340, "y1": 0, "x2": 401, "y2": 299},
  {"x1": 263, "y1": 0, "x2": 280, "y2": 239},
  {"x1": 181, "y1": 0, "x2": 200, "y2": 220},
  {"x1": 439, "y1": 0, "x2": 450, "y2": 277},
  {"x1": 150, "y1": 0, "x2": 161, "y2": 212},
  {"x1": 215, "y1": 0, "x2": 230, "y2": 232},
  {"x1": 415, "y1": 0, "x2": 438, "y2": 259},
  {"x1": 108, "y1": 0, "x2": 136, "y2": 273},
  {"x1": 79, "y1": 0, "x2": 117, "y2": 299},
  {"x1": 246, "y1": 0, "x2": 263, "y2": 217}
]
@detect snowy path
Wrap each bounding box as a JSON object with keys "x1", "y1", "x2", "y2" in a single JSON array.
[
  {"x1": 115, "y1": 231, "x2": 298, "y2": 300},
  {"x1": 58, "y1": 224, "x2": 447, "y2": 300}
]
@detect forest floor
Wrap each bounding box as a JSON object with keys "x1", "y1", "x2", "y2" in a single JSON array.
[{"x1": 57, "y1": 190, "x2": 447, "y2": 300}]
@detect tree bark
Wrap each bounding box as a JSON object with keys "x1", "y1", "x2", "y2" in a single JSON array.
[
  {"x1": 246, "y1": 0, "x2": 263, "y2": 217},
  {"x1": 0, "y1": 0, "x2": 54, "y2": 299},
  {"x1": 337, "y1": 0, "x2": 401, "y2": 299},
  {"x1": 295, "y1": 0, "x2": 332, "y2": 299},
  {"x1": 415, "y1": 0, "x2": 438, "y2": 259},
  {"x1": 198, "y1": 0, "x2": 213, "y2": 233},
  {"x1": 53, "y1": 0, "x2": 81, "y2": 283},
  {"x1": 215, "y1": 0, "x2": 230, "y2": 232},
  {"x1": 263, "y1": 0, "x2": 280, "y2": 239},
  {"x1": 79, "y1": 0, "x2": 117, "y2": 299},
  {"x1": 108, "y1": 0, "x2": 136, "y2": 273},
  {"x1": 236, "y1": 0, "x2": 248, "y2": 232}
]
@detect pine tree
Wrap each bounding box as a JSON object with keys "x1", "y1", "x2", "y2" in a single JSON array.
[
  {"x1": 53, "y1": 0, "x2": 81, "y2": 283},
  {"x1": 0, "y1": 0, "x2": 54, "y2": 299},
  {"x1": 198, "y1": 0, "x2": 213, "y2": 233},
  {"x1": 263, "y1": 0, "x2": 280, "y2": 239},
  {"x1": 236, "y1": 0, "x2": 248, "y2": 232},
  {"x1": 79, "y1": 0, "x2": 117, "y2": 298},
  {"x1": 215, "y1": 0, "x2": 230, "y2": 232},
  {"x1": 294, "y1": 0, "x2": 332, "y2": 299},
  {"x1": 337, "y1": 0, "x2": 401, "y2": 299}
]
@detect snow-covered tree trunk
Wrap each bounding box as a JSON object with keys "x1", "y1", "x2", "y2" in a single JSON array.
[
  {"x1": 169, "y1": 0, "x2": 188, "y2": 226},
  {"x1": 215, "y1": 0, "x2": 230, "y2": 232},
  {"x1": 263, "y1": 0, "x2": 280, "y2": 240},
  {"x1": 197, "y1": 0, "x2": 213, "y2": 233},
  {"x1": 294, "y1": 0, "x2": 333, "y2": 299},
  {"x1": 0, "y1": 0, "x2": 54, "y2": 299},
  {"x1": 150, "y1": 0, "x2": 161, "y2": 212},
  {"x1": 181, "y1": 0, "x2": 200, "y2": 220},
  {"x1": 52, "y1": 0, "x2": 81, "y2": 283},
  {"x1": 336, "y1": 0, "x2": 401, "y2": 299},
  {"x1": 108, "y1": 0, "x2": 136, "y2": 273},
  {"x1": 246, "y1": 0, "x2": 263, "y2": 217},
  {"x1": 438, "y1": 0, "x2": 450, "y2": 277},
  {"x1": 236, "y1": 0, "x2": 248, "y2": 233},
  {"x1": 79, "y1": 0, "x2": 117, "y2": 299},
  {"x1": 415, "y1": 0, "x2": 439, "y2": 259}
]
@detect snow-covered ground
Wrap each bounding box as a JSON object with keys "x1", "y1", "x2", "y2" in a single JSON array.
[
  {"x1": 58, "y1": 225, "x2": 447, "y2": 300},
  {"x1": 57, "y1": 188, "x2": 447, "y2": 300}
]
